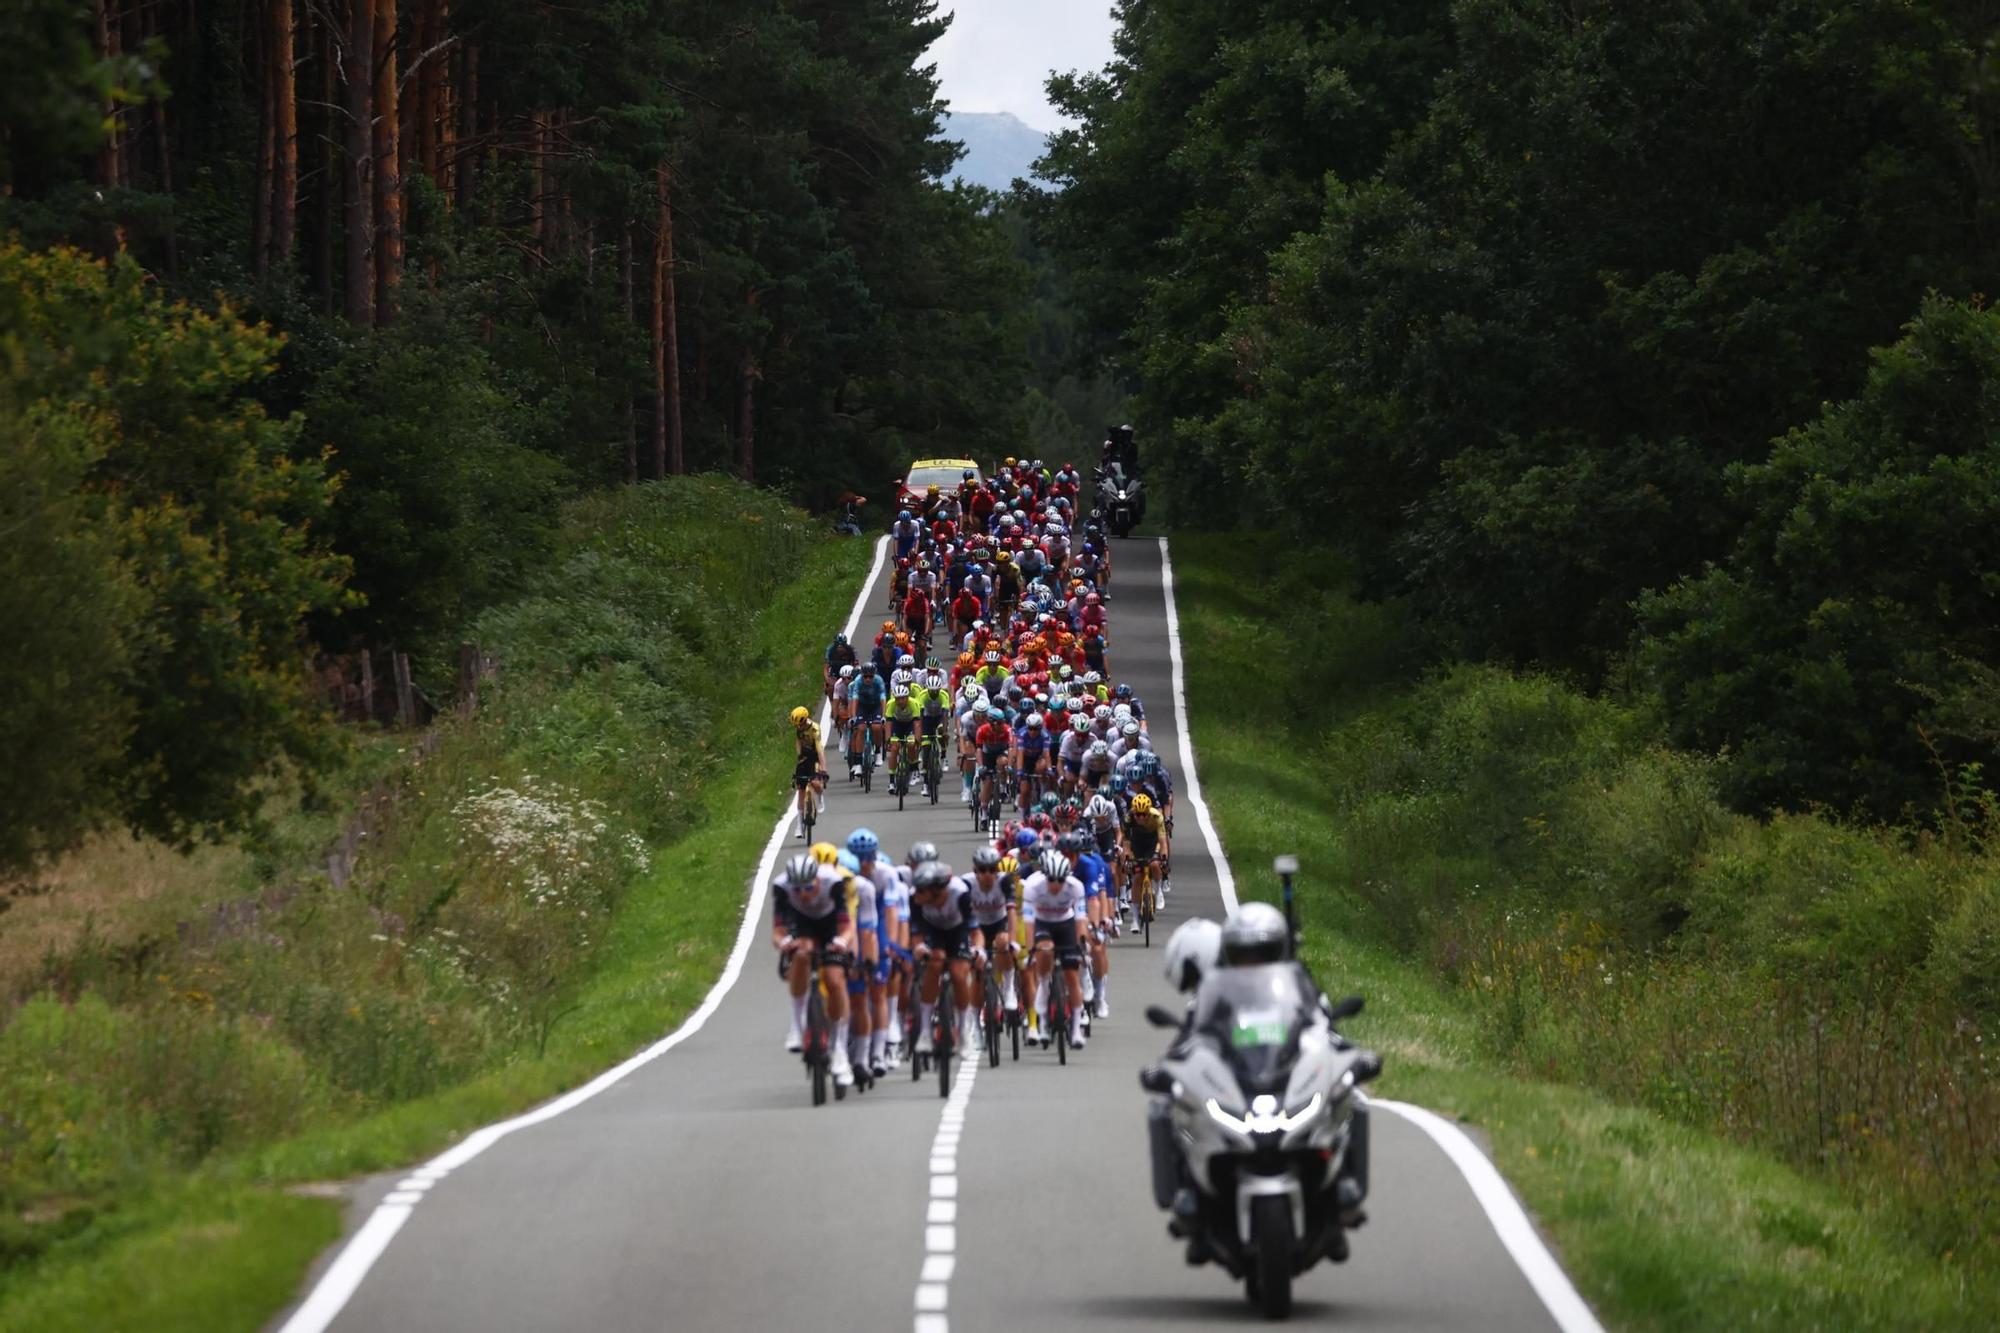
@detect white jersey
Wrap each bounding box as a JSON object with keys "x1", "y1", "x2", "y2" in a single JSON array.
[
  {"x1": 957, "y1": 871, "x2": 1013, "y2": 927},
  {"x1": 1084, "y1": 793, "x2": 1120, "y2": 832},
  {"x1": 1020, "y1": 871, "x2": 1084, "y2": 923},
  {"x1": 862, "y1": 861, "x2": 905, "y2": 924},
  {"x1": 775, "y1": 864, "x2": 852, "y2": 921},
  {"x1": 1059, "y1": 730, "x2": 1091, "y2": 767},
  {"x1": 912, "y1": 880, "x2": 972, "y2": 930}
]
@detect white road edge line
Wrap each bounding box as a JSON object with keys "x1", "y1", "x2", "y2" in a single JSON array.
[
  {"x1": 1154, "y1": 536, "x2": 1605, "y2": 1333},
  {"x1": 278, "y1": 535, "x2": 891, "y2": 1333}
]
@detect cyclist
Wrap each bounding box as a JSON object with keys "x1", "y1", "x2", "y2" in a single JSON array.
[
  {"x1": 824, "y1": 633, "x2": 857, "y2": 697},
  {"x1": 771, "y1": 850, "x2": 858, "y2": 1088},
  {"x1": 908, "y1": 860, "x2": 982, "y2": 1055},
  {"x1": 916, "y1": 670, "x2": 951, "y2": 787},
  {"x1": 846, "y1": 829, "x2": 903, "y2": 1075},
  {"x1": 1014, "y1": 710, "x2": 1051, "y2": 813},
  {"x1": 830, "y1": 664, "x2": 856, "y2": 738},
  {"x1": 1123, "y1": 791, "x2": 1167, "y2": 916},
  {"x1": 788, "y1": 707, "x2": 828, "y2": 834},
  {"x1": 901, "y1": 581, "x2": 932, "y2": 653},
  {"x1": 973, "y1": 648, "x2": 1012, "y2": 699},
  {"x1": 957, "y1": 845, "x2": 1020, "y2": 1023},
  {"x1": 1021, "y1": 849, "x2": 1089, "y2": 1050},
  {"x1": 847, "y1": 663, "x2": 887, "y2": 778},
  {"x1": 973, "y1": 703, "x2": 1014, "y2": 819},
  {"x1": 884, "y1": 683, "x2": 922, "y2": 795},
  {"x1": 819, "y1": 841, "x2": 877, "y2": 1079},
  {"x1": 892, "y1": 509, "x2": 922, "y2": 560}
]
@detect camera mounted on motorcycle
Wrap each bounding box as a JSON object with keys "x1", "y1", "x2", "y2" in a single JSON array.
[
  {"x1": 1145, "y1": 1004, "x2": 1181, "y2": 1030},
  {"x1": 1138, "y1": 1067, "x2": 1175, "y2": 1094}
]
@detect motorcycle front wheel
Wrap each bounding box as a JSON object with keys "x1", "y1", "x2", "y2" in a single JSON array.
[{"x1": 1249, "y1": 1194, "x2": 1294, "y2": 1320}]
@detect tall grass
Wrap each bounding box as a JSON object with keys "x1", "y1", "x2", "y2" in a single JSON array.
[
  {"x1": 0, "y1": 477, "x2": 854, "y2": 1297},
  {"x1": 1171, "y1": 533, "x2": 2000, "y2": 1266}
]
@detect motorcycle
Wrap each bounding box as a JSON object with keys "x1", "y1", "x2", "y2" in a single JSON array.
[
  {"x1": 1141, "y1": 974, "x2": 1381, "y2": 1319},
  {"x1": 1096, "y1": 464, "x2": 1145, "y2": 538}
]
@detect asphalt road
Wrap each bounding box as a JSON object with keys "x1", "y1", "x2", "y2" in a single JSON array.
[{"x1": 278, "y1": 536, "x2": 1590, "y2": 1333}]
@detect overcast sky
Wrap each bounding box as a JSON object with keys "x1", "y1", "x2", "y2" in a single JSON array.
[{"x1": 928, "y1": 1, "x2": 1121, "y2": 132}]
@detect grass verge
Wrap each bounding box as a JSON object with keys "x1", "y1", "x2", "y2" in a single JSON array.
[
  {"x1": 0, "y1": 481, "x2": 872, "y2": 1332},
  {"x1": 1167, "y1": 531, "x2": 1994, "y2": 1332}
]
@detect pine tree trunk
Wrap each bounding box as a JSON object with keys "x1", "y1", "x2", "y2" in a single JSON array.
[
  {"x1": 736, "y1": 289, "x2": 761, "y2": 483},
  {"x1": 623, "y1": 221, "x2": 638, "y2": 485},
  {"x1": 659, "y1": 160, "x2": 684, "y2": 476},
  {"x1": 252, "y1": 8, "x2": 273, "y2": 277},
  {"x1": 372, "y1": 0, "x2": 402, "y2": 324},
  {"x1": 270, "y1": 0, "x2": 298, "y2": 265},
  {"x1": 317, "y1": 9, "x2": 338, "y2": 312},
  {"x1": 650, "y1": 181, "x2": 667, "y2": 480},
  {"x1": 343, "y1": 0, "x2": 375, "y2": 324},
  {"x1": 455, "y1": 44, "x2": 478, "y2": 209},
  {"x1": 528, "y1": 111, "x2": 546, "y2": 266},
  {"x1": 96, "y1": 1, "x2": 121, "y2": 188}
]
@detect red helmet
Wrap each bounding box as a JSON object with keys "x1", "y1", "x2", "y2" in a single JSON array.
[{"x1": 898, "y1": 557, "x2": 911, "y2": 568}]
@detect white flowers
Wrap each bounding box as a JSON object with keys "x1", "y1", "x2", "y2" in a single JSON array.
[{"x1": 453, "y1": 776, "x2": 651, "y2": 908}]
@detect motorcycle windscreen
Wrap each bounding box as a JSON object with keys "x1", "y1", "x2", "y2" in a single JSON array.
[{"x1": 1189, "y1": 965, "x2": 1317, "y2": 1092}]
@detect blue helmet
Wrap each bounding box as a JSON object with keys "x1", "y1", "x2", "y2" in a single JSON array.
[
  {"x1": 846, "y1": 828, "x2": 879, "y2": 859},
  {"x1": 1109, "y1": 774, "x2": 1127, "y2": 793},
  {"x1": 1114, "y1": 684, "x2": 1132, "y2": 700},
  {"x1": 836, "y1": 849, "x2": 861, "y2": 874},
  {"x1": 898, "y1": 509, "x2": 913, "y2": 522},
  {"x1": 1014, "y1": 828, "x2": 1038, "y2": 851}
]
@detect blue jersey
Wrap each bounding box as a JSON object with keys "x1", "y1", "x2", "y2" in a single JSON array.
[
  {"x1": 853, "y1": 675, "x2": 887, "y2": 710},
  {"x1": 1076, "y1": 851, "x2": 1112, "y2": 899}
]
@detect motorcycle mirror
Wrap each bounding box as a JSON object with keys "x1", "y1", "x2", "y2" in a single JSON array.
[
  {"x1": 1144, "y1": 1004, "x2": 1181, "y2": 1030},
  {"x1": 1138, "y1": 1067, "x2": 1174, "y2": 1094},
  {"x1": 1328, "y1": 994, "x2": 1365, "y2": 1022},
  {"x1": 1354, "y1": 1051, "x2": 1384, "y2": 1084}
]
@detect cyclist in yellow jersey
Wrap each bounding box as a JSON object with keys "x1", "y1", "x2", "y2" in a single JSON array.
[
  {"x1": 789, "y1": 706, "x2": 827, "y2": 832},
  {"x1": 1121, "y1": 792, "x2": 1167, "y2": 906}
]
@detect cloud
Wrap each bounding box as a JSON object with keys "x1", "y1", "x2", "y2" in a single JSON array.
[{"x1": 929, "y1": 1, "x2": 1120, "y2": 133}]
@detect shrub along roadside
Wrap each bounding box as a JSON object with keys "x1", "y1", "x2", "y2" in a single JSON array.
[
  {"x1": 1168, "y1": 532, "x2": 1996, "y2": 1331},
  {"x1": 0, "y1": 479, "x2": 872, "y2": 1332}
]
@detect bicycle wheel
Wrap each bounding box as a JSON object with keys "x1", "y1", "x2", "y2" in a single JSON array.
[
  {"x1": 1009, "y1": 1004, "x2": 1021, "y2": 1062},
  {"x1": 927, "y1": 746, "x2": 942, "y2": 806},
  {"x1": 806, "y1": 983, "x2": 829, "y2": 1108},
  {"x1": 936, "y1": 994, "x2": 954, "y2": 1098},
  {"x1": 1053, "y1": 983, "x2": 1068, "y2": 1066},
  {"x1": 896, "y1": 755, "x2": 907, "y2": 811},
  {"x1": 801, "y1": 790, "x2": 816, "y2": 842}
]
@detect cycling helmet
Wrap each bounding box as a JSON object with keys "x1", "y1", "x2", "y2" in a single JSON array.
[
  {"x1": 783, "y1": 852, "x2": 817, "y2": 884},
  {"x1": 1114, "y1": 684, "x2": 1132, "y2": 700},
  {"x1": 893, "y1": 683, "x2": 912, "y2": 698},
  {"x1": 914, "y1": 861, "x2": 953, "y2": 891},
  {"x1": 838, "y1": 665, "x2": 855, "y2": 679},
  {"x1": 1027, "y1": 713, "x2": 1045, "y2": 729},
  {"x1": 860, "y1": 662, "x2": 877, "y2": 674},
  {"x1": 984, "y1": 650, "x2": 1001, "y2": 664},
  {"x1": 1086, "y1": 592, "x2": 1100, "y2": 605},
  {"x1": 1014, "y1": 828, "x2": 1038, "y2": 852},
  {"x1": 908, "y1": 840, "x2": 940, "y2": 866},
  {"x1": 898, "y1": 654, "x2": 915, "y2": 668},
  {"x1": 1084, "y1": 671, "x2": 1103, "y2": 685},
  {"x1": 963, "y1": 468, "x2": 976, "y2": 480},
  {"x1": 898, "y1": 510, "x2": 913, "y2": 522},
  {"x1": 846, "y1": 828, "x2": 879, "y2": 858},
  {"x1": 809, "y1": 841, "x2": 840, "y2": 866},
  {"x1": 1109, "y1": 774, "x2": 1127, "y2": 794},
  {"x1": 1122, "y1": 721, "x2": 1141, "y2": 738},
  {"x1": 971, "y1": 845, "x2": 1002, "y2": 872},
  {"x1": 1058, "y1": 830, "x2": 1088, "y2": 856},
  {"x1": 1112, "y1": 704, "x2": 1132, "y2": 721},
  {"x1": 1039, "y1": 850, "x2": 1072, "y2": 882},
  {"x1": 1094, "y1": 706, "x2": 1113, "y2": 722},
  {"x1": 1220, "y1": 902, "x2": 1290, "y2": 966},
  {"x1": 1072, "y1": 715, "x2": 1091, "y2": 733},
  {"x1": 897, "y1": 557, "x2": 911, "y2": 569},
  {"x1": 1164, "y1": 919, "x2": 1224, "y2": 993},
  {"x1": 926, "y1": 655, "x2": 940, "y2": 669},
  {"x1": 837, "y1": 849, "x2": 861, "y2": 874},
  {"x1": 790, "y1": 706, "x2": 811, "y2": 725},
  {"x1": 1130, "y1": 794, "x2": 1154, "y2": 816}
]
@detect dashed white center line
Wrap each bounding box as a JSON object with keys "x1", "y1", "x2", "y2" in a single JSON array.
[{"x1": 912, "y1": 1045, "x2": 980, "y2": 1332}]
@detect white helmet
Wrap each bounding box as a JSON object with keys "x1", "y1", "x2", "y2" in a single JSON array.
[
  {"x1": 1094, "y1": 705, "x2": 1113, "y2": 722},
  {"x1": 838, "y1": 665, "x2": 855, "y2": 679},
  {"x1": 1122, "y1": 720, "x2": 1141, "y2": 737},
  {"x1": 1220, "y1": 902, "x2": 1290, "y2": 967},
  {"x1": 1072, "y1": 715, "x2": 1091, "y2": 733},
  {"x1": 1113, "y1": 703, "x2": 1132, "y2": 721},
  {"x1": 1164, "y1": 919, "x2": 1224, "y2": 993}
]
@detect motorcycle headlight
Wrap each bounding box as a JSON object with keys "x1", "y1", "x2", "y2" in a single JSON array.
[{"x1": 1205, "y1": 1092, "x2": 1326, "y2": 1137}]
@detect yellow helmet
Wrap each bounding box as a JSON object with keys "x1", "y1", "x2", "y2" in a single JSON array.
[
  {"x1": 1003, "y1": 456, "x2": 1016, "y2": 468},
  {"x1": 790, "y1": 706, "x2": 811, "y2": 726},
  {"x1": 998, "y1": 854, "x2": 1018, "y2": 875},
  {"x1": 1130, "y1": 794, "x2": 1154, "y2": 816},
  {"x1": 809, "y1": 841, "x2": 841, "y2": 866}
]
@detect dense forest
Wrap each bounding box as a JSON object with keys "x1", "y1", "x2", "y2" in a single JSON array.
[
  {"x1": 1, "y1": 0, "x2": 1042, "y2": 872},
  {"x1": 1037, "y1": 0, "x2": 2000, "y2": 821}
]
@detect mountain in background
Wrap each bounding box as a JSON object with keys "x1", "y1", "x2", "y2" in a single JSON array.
[{"x1": 942, "y1": 110, "x2": 1050, "y2": 192}]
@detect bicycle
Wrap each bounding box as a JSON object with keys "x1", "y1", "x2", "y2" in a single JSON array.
[
  {"x1": 858, "y1": 724, "x2": 878, "y2": 794},
  {"x1": 932, "y1": 968, "x2": 959, "y2": 1098},
  {"x1": 1131, "y1": 855, "x2": 1158, "y2": 947},
  {"x1": 893, "y1": 741, "x2": 913, "y2": 811},
  {"x1": 923, "y1": 732, "x2": 945, "y2": 807},
  {"x1": 978, "y1": 946, "x2": 1004, "y2": 1068},
  {"x1": 1046, "y1": 948, "x2": 1070, "y2": 1067},
  {"x1": 798, "y1": 781, "x2": 819, "y2": 843},
  {"x1": 791, "y1": 950, "x2": 839, "y2": 1107}
]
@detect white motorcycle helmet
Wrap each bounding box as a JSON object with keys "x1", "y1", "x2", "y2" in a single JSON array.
[
  {"x1": 1220, "y1": 902, "x2": 1290, "y2": 966},
  {"x1": 1163, "y1": 918, "x2": 1224, "y2": 994}
]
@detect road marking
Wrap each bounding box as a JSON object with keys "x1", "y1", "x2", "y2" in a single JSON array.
[
  {"x1": 1155, "y1": 535, "x2": 1605, "y2": 1333},
  {"x1": 1154, "y1": 537, "x2": 1239, "y2": 914},
  {"x1": 910, "y1": 1045, "x2": 979, "y2": 1330},
  {"x1": 277, "y1": 536, "x2": 891, "y2": 1333}
]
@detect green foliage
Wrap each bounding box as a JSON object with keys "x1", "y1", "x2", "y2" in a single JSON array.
[
  {"x1": 1173, "y1": 533, "x2": 2000, "y2": 1261},
  {"x1": 1643, "y1": 296, "x2": 2000, "y2": 818},
  {"x1": 304, "y1": 326, "x2": 568, "y2": 648},
  {"x1": 0, "y1": 242, "x2": 349, "y2": 866}
]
